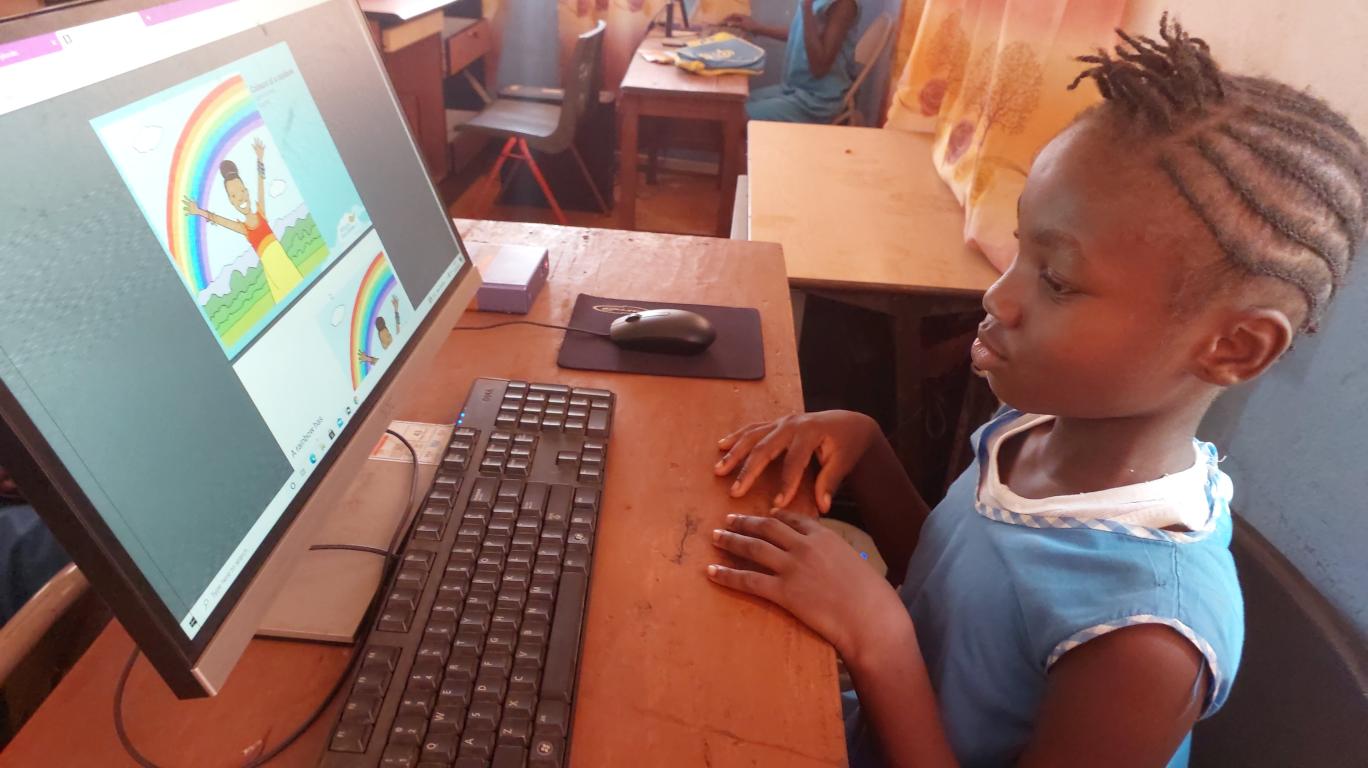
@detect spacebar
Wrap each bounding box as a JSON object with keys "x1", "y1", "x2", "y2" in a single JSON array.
[{"x1": 541, "y1": 572, "x2": 586, "y2": 703}]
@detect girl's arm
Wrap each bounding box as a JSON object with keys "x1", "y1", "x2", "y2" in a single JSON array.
[
  {"x1": 722, "y1": 14, "x2": 788, "y2": 40},
  {"x1": 709, "y1": 515, "x2": 1208, "y2": 768},
  {"x1": 802, "y1": 0, "x2": 857, "y2": 79},
  {"x1": 844, "y1": 432, "x2": 930, "y2": 582},
  {"x1": 253, "y1": 138, "x2": 267, "y2": 218},
  {"x1": 183, "y1": 196, "x2": 246, "y2": 235}
]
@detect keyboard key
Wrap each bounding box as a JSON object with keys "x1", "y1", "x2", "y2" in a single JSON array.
[
  {"x1": 377, "y1": 608, "x2": 411, "y2": 634},
  {"x1": 587, "y1": 407, "x2": 611, "y2": 437},
  {"x1": 506, "y1": 457, "x2": 531, "y2": 476},
  {"x1": 481, "y1": 649, "x2": 514, "y2": 678},
  {"x1": 409, "y1": 659, "x2": 442, "y2": 692},
  {"x1": 330, "y1": 721, "x2": 371, "y2": 752},
  {"x1": 568, "y1": 396, "x2": 590, "y2": 408},
  {"x1": 542, "y1": 572, "x2": 587, "y2": 703},
  {"x1": 563, "y1": 548, "x2": 589, "y2": 574},
  {"x1": 578, "y1": 466, "x2": 603, "y2": 484},
  {"x1": 496, "y1": 480, "x2": 524, "y2": 503},
  {"x1": 572, "y1": 487, "x2": 599, "y2": 511},
  {"x1": 536, "y1": 700, "x2": 570, "y2": 738},
  {"x1": 528, "y1": 383, "x2": 570, "y2": 394},
  {"x1": 493, "y1": 744, "x2": 529, "y2": 768},
  {"x1": 402, "y1": 550, "x2": 436, "y2": 570},
  {"x1": 381, "y1": 744, "x2": 420, "y2": 768},
  {"x1": 515, "y1": 638, "x2": 545, "y2": 667},
  {"x1": 525, "y1": 391, "x2": 548, "y2": 404},
  {"x1": 467, "y1": 700, "x2": 502, "y2": 731},
  {"x1": 505, "y1": 689, "x2": 537, "y2": 720},
  {"x1": 438, "y1": 676, "x2": 473, "y2": 709},
  {"x1": 485, "y1": 442, "x2": 509, "y2": 456},
  {"x1": 342, "y1": 693, "x2": 382, "y2": 725},
  {"x1": 454, "y1": 427, "x2": 479, "y2": 439},
  {"x1": 529, "y1": 733, "x2": 565, "y2": 768},
  {"x1": 429, "y1": 703, "x2": 465, "y2": 735},
  {"x1": 468, "y1": 478, "x2": 498, "y2": 509},
  {"x1": 572, "y1": 387, "x2": 613, "y2": 399},
  {"x1": 523, "y1": 402, "x2": 545, "y2": 415},
  {"x1": 416, "y1": 638, "x2": 449, "y2": 666},
  {"x1": 498, "y1": 715, "x2": 532, "y2": 748},
  {"x1": 459, "y1": 731, "x2": 495, "y2": 762},
  {"x1": 569, "y1": 509, "x2": 595, "y2": 530},
  {"x1": 555, "y1": 451, "x2": 579, "y2": 466},
  {"x1": 388, "y1": 587, "x2": 420, "y2": 614},
  {"x1": 566, "y1": 406, "x2": 588, "y2": 420},
  {"x1": 390, "y1": 715, "x2": 427, "y2": 746},
  {"x1": 399, "y1": 688, "x2": 436, "y2": 720},
  {"x1": 510, "y1": 445, "x2": 533, "y2": 460},
  {"x1": 446, "y1": 652, "x2": 479, "y2": 686},
  {"x1": 421, "y1": 732, "x2": 460, "y2": 764},
  {"x1": 541, "y1": 416, "x2": 564, "y2": 431},
  {"x1": 520, "y1": 483, "x2": 549, "y2": 515},
  {"x1": 509, "y1": 662, "x2": 540, "y2": 693},
  {"x1": 495, "y1": 413, "x2": 517, "y2": 428},
  {"x1": 480, "y1": 456, "x2": 505, "y2": 474}
]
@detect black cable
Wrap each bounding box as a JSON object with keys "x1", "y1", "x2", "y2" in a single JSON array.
[
  {"x1": 451, "y1": 319, "x2": 609, "y2": 338},
  {"x1": 307, "y1": 543, "x2": 392, "y2": 558},
  {"x1": 113, "y1": 429, "x2": 425, "y2": 767}
]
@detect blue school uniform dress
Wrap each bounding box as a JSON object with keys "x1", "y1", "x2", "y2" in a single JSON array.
[
  {"x1": 747, "y1": 0, "x2": 859, "y2": 123},
  {"x1": 844, "y1": 410, "x2": 1245, "y2": 767}
]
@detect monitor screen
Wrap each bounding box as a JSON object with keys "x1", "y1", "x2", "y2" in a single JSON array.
[{"x1": 0, "y1": 0, "x2": 469, "y2": 658}]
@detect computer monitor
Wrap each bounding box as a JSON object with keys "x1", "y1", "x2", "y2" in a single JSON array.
[{"x1": 0, "y1": 0, "x2": 481, "y2": 698}]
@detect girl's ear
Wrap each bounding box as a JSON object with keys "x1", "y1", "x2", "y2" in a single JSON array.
[{"x1": 1191, "y1": 308, "x2": 1294, "y2": 386}]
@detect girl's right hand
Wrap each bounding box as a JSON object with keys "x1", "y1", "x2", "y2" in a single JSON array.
[
  {"x1": 714, "y1": 411, "x2": 879, "y2": 513},
  {"x1": 722, "y1": 13, "x2": 759, "y2": 32}
]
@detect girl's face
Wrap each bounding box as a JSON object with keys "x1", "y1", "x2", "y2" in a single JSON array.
[
  {"x1": 225, "y1": 177, "x2": 251, "y2": 214},
  {"x1": 973, "y1": 120, "x2": 1220, "y2": 418}
]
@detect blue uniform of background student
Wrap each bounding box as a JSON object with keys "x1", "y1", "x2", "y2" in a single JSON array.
[
  {"x1": 0, "y1": 467, "x2": 69, "y2": 627},
  {"x1": 725, "y1": 0, "x2": 860, "y2": 123}
]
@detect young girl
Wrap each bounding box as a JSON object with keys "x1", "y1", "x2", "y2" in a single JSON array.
[
  {"x1": 724, "y1": 0, "x2": 859, "y2": 123},
  {"x1": 708, "y1": 17, "x2": 1367, "y2": 767}
]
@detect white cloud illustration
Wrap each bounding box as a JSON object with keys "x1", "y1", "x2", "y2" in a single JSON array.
[{"x1": 132, "y1": 125, "x2": 162, "y2": 154}]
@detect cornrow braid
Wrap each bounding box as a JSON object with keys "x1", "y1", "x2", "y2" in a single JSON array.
[{"x1": 1067, "y1": 12, "x2": 1368, "y2": 332}]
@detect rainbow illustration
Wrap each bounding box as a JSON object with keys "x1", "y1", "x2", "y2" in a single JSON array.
[
  {"x1": 350, "y1": 252, "x2": 400, "y2": 389},
  {"x1": 164, "y1": 75, "x2": 264, "y2": 295}
]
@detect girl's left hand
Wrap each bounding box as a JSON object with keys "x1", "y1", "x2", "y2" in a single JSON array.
[
  {"x1": 707, "y1": 510, "x2": 901, "y2": 661},
  {"x1": 253, "y1": 137, "x2": 266, "y2": 159}
]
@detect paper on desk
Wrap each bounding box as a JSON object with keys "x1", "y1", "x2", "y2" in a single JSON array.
[{"x1": 369, "y1": 420, "x2": 452, "y2": 465}]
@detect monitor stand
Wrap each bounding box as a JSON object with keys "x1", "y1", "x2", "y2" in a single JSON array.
[
  {"x1": 256, "y1": 424, "x2": 451, "y2": 643},
  {"x1": 663, "y1": 0, "x2": 693, "y2": 38}
]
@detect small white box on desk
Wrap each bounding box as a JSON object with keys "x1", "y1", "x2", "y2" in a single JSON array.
[{"x1": 467, "y1": 242, "x2": 550, "y2": 314}]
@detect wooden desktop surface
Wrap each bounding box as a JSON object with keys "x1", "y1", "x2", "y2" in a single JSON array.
[
  {"x1": 621, "y1": 34, "x2": 751, "y2": 103},
  {"x1": 1, "y1": 221, "x2": 845, "y2": 768},
  {"x1": 619, "y1": 33, "x2": 750, "y2": 237},
  {"x1": 747, "y1": 122, "x2": 999, "y2": 296}
]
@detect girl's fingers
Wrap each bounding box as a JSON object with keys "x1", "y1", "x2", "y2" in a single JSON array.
[
  {"x1": 812, "y1": 456, "x2": 845, "y2": 514},
  {"x1": 717, "y1": 422, "x2": 764, "y2": 451},
  {"x1": 773, "y1": 509, "x2": 819, "y2": 535},
  {"x1": 776, "y1": 433, "x2": 820, "y2": 507},
  {"x1": 712, "y1": 528, "x2": 788, "y2": 573},
  {"x1": 705, "y1": 563, "x2": 780, "y2": 602},
  {"x1": 731, "y1": 431, "x2": 787, "y2": 496},
  {"x1": 714, "y1": 426, "x2": 767, "y2": 476},
  {"x1": 726, "y1": 513, "x2": 803, "y2": 550}
]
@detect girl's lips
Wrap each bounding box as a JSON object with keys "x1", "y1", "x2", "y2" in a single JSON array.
[{"x1": 971, "y1": 335, "x2": 1007, "y2": 372}]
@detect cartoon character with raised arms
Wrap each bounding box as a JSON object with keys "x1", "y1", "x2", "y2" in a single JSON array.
[{"x1": 182, "y1": 137, "x2": 304, "y2": 302}]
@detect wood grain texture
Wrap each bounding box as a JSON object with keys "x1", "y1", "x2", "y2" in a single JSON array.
[
  {"x1": 2, "y1": 222, "x2": 845, "y2": 768},
  {"x1": 621, "y1": 35, "x2": 750, "y2": 101},
  {"x1": 747, "y1": 122, "x2": 999, "y2": 295}
]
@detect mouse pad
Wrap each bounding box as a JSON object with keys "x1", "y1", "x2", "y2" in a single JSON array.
[{"x1": 557, "y1": 294, "x2": 765, "y2": 380}]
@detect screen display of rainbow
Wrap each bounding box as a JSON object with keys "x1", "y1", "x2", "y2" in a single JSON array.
[
  {"x1": 164, "y1": 75, "x2": 262, "y2": 294},
  {"x1": 350, "y1": 252, "x2": 400, "y2": 389}
]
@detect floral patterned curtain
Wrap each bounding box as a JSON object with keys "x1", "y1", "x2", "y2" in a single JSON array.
[{"x1": 884, "y1": 0, "x2": 1137, "y2": 271}]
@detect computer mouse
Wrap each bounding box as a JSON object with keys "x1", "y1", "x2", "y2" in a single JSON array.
[{"x1": 608, "y1": 309, "x2": 716, "y2": 355}]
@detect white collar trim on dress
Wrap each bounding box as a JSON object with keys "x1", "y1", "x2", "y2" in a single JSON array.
[{"x1": 974, "y1": 413, "x2": 1225, "y2": 541}]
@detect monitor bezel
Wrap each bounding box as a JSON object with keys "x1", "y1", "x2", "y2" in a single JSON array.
[{"x1": 0, "y1": 0, "x2": 475, "y2": 697}]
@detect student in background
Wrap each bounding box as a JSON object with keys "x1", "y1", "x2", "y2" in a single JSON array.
[
  {"x1": 724, "y1": 0, "x2": 859, "y2": 123},
  {"x1": 0, "y1": 467, "x2": 69, "y2": 627},
  {"x1": 708, "y1": 16, "x2": 1367, "y2": 767}
]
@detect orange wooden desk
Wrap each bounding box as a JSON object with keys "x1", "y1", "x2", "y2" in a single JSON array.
[
  {"x1": 618, "y1": 33, "x2": 749, "y2": 237},
  {"x1": 1, "y1": 221, "x2": 845, "y2": 768}
]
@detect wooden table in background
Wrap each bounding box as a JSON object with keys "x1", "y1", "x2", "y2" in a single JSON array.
[
  {"x1": 748, "y1": 122, "x2": 1001, "y2": 492},
  {"x1": 618, "y1": 33, "x2": 749, "y2": 237},
  {"x1": 1, "y1": 221, "x2": 845, "y2": 768}
]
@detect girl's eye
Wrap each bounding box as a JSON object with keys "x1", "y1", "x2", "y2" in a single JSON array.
[{"x1": 1039, "y1": 268, "x2": 1070, "y2": 295}]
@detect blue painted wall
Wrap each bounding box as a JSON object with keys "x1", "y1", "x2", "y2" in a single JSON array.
[{"x1": 1199, "y1": 242, "x2": 1368, "y2": 635}]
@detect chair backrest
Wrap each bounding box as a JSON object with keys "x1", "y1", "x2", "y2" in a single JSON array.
[
  {"x1": 1190, "y1": 516, "x2": 1368, "y2": 766},
  {"x1": 0, "y1": 563, "x2": 88, "y2": 687},
  {"x1": 544, "y1": 20, "x2": 606, "y2": 154},
  {"x1": 834, "y1": 14, "x2": 894, "y2": 126}
]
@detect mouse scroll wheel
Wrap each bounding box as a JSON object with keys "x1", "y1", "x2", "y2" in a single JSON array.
[{"x1": 625, "y1": 314, "x2": 640, "y2": 323}]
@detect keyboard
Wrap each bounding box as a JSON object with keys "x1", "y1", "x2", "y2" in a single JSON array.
[{"x1": 321, "y1": 378, "x2": 614, "y2": 768}]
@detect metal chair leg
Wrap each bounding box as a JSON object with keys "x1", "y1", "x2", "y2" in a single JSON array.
[
  {"x1": 518, "y1": 139, "x2": 568, "y2": 225},
  {"x1": 570, "y1": 145, "x2": 610, "y2": 214},
  {"x1": 477, "y1": 137, "x2": 518, "y2": 219}
]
